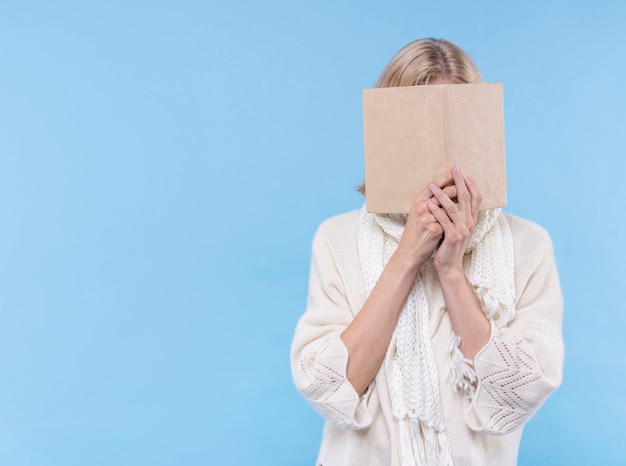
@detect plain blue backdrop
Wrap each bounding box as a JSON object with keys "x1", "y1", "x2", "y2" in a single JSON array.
[{"x1": 0, "y1": 1, "x2": 625, "y2": 464}]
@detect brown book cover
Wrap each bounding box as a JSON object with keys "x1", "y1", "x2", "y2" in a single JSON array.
[{"x1": 363, "y1": 82, "x2": 506, "y2": 213}]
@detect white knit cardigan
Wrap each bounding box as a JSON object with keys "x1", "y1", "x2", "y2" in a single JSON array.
[{"x1": 291, "y1": 209, "x2": 564, "y2": 466}]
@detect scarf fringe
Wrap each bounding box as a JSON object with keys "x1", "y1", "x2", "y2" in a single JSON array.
[
  {"x1": 397, "y1": 419, "x2": 453, "y2": 466},
  {"x1": 475, "y1": 285, "x2": 513, "y2": 326},
  {"x1": 447, "y1": 283, "x2": 514, "y2": 394},
  {"x1": 447, "y1": 333, "x2": 477, "y2": 394}
]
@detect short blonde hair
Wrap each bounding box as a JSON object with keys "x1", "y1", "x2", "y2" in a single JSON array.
[
  {"x1": 358, "y1": 38, "x2": 482, "y2": 194},
  {"x1": 375, "y1": 38, "x2": 482, "y2": 88}
]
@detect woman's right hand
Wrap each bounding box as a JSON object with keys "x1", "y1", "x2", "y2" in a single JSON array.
[{"x1": 394, "y1": 172, "x2": 455, "y2": 269}]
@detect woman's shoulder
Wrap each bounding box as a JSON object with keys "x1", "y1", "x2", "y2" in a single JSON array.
[
  {"x1": 313, "y1": 209, "x2": 361, "y2": 246},
  {"x1": 503, "y1": 212, "x2": 556, "y2": 259}
]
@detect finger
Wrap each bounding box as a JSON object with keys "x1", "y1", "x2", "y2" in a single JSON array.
[
  {"x1": 429, "y1": 186, "x2": 457, "y2": 207},
  {"x1": 452, "y1": 165, "x2": 472, "y2": 220},
  {"x1": 415, "y1": 171, "x2": 454, "y2": 202},
  {"x1": 427, "y1": 199, "x2": 453, "y2": 230},
  {"x1": 443, "y1": 185, "x2": 457, "y2": 200},
  {"x1": 429, "y1": 182, "x2": 462, "y2": 224},
  {"x1": 463, "y1": 174, "x2": 483, "y2": 216}
]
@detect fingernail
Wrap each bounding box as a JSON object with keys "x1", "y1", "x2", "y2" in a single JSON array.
[
  {"x1": 463, "y1": 174, "x2": 470, "y2": 180},
  {"x1": 453, "y1": 165, "x2": 460, "y2": 173},
  {"x1": 430, "y1": 183, "x2": 437, "y2": 191}
]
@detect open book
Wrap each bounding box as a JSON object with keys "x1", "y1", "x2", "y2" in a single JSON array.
[{"x1": 363, "y1": 82, "x2": 506, "y2": 213}]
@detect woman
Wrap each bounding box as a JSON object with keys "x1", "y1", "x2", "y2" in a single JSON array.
[{"x1": 291, "y1": 38, "x2": 564, "y2": 466}]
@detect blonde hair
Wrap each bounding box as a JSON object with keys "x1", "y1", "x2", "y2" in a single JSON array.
[
  {"x1": 375, "y1": 38, "x2": 482, "y2": 88},
  {"x1": 358, "y1": 38, "x2": 482, "y2": 194}
]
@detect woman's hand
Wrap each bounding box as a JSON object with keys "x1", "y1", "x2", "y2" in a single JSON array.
[
  {"x1": 394, "y1": 171, "x2": 456, "y2": 270},
  {"x1": 427, "y1": 165, "x2": 482, "y2": 275}
]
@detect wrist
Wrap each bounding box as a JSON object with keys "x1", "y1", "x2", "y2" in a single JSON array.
[
  {"x1": 434, "y1": 264, "x2": 466, "y2": 283},
  {"x1": 389, "y1": 249, "x2": 424, "y2": 276}
]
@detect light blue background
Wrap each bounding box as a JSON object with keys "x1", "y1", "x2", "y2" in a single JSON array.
[{"x1": 0, "y1": 1, "x2": 624, "y2": 465}]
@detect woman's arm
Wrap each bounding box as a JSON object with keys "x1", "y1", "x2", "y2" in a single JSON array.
[
  {"x1": 428, "y1": 166, "x2": 490, "y2": 359},
  {"x1": 340, "y1": 172, "x2": 454, "y2": 396},
  {"x1": 465, "y1": 218, "x2": 564, "y2": 434},
  {"x1": 429, "y1": 168, "x2": 564, "y2": 433}
]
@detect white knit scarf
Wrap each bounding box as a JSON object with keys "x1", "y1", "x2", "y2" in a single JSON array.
[{"x1": 358, "y1": 205, "x2": 516, "y2": 466}]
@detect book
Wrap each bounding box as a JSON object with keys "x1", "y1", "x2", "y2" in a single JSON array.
[{"x1": 362, "y1": 82, "x2": 506, "y2": 213}]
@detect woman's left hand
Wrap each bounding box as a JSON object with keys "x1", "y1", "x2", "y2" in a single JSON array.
[{"x1": 427, "y1": 165, "x2": 482, "y2": 275}]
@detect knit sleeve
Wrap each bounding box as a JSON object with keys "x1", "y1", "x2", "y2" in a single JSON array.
[
  {"x1": 464, "y1": 221, "x2": 564, "y2": 435},
  {"x1": 290, "y1": 220, "x2": 373, "y2": 430}
]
